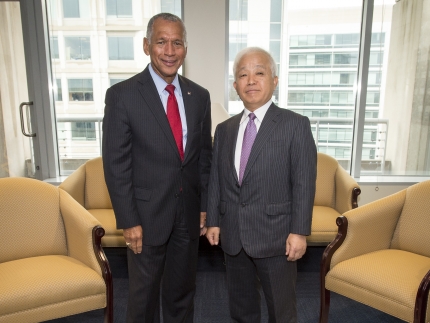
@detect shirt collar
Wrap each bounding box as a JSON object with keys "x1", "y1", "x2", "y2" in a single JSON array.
[
  {"x1": 148, "y1": 63, "x2": 182, "y2": 97},
  {"x1": 240, "y1": 100, "x2": 273, "y2": 125}
]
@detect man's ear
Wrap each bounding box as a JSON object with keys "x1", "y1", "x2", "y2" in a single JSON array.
[
  {"x1": 233, "y1": 81, "x2": 237, "y2": 91},
  {"x1": 143, "y1": 38, "x2": 150, "y2": 56},
  {"x1": 273, "y1": 76, "x2": 279, "y2": 87}
]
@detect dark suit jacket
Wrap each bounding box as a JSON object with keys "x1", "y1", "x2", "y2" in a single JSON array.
[
  {"x1": 102, "y1": 66, "x2": 212, "y2": 246},
  {"x1": 206, "y1": 104, "x2": 317, "y2": 258}
]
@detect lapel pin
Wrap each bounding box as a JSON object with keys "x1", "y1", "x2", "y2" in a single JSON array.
[{"x1": 187, "y1": 91, "x2": 191, "y2": 95}]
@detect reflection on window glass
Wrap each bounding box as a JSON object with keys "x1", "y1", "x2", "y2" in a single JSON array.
[
  {"x1": 108, "y1": 37, "x2": 134, "y2": 60},
  {"x1": 106, "y1": 0, "x2": 132, "y2": 18},
  {"x1": 65, "y1": 36, "x2": 91, "y2": 60},
  {"x1": 68, "y1": 79, "x2": 93, "y2": 101}
]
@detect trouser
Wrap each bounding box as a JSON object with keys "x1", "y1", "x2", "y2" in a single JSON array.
[
  {"x1": 225, "y1": 248, "x2": 298, "y2": 323},
  {"x1": 126, "y1": 206, "x2": 199, "y2": 323}
]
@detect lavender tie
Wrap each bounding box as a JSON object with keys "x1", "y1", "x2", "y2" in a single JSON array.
[{"x1": 239, "y1": 113, "x2": 257, "y2": 185}]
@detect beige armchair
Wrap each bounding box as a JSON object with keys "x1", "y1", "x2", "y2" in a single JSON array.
[
  {"x1": 309, "y1": 152, "x2": 361, "y2": 245},
  {"x1": 59, "y1": 157, "x2": 125, "y2": 247},
  {"x1": 320, "y1": 180, "x2": 430, "y2": 323},
  {"x1": 0, "y1": 177, "x2": 112, "y2": 323}
]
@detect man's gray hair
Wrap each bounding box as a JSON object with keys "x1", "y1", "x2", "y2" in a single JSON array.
[
  {"x1": 233, "y1": 47, "x2": 277, "y2": 80},
  {"x1": 146, "y1": 13, "x2": 187, "y2": 46}
]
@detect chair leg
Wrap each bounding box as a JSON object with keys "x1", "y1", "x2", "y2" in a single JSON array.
[{"x1": 319, "y1": 288, "x2": 331, "y2": 323}]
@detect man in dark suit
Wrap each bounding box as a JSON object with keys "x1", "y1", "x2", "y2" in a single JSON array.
[
  {"x1": 102, "y1": 13, "x2": 212, "y2": 323},
  {"x1": 206, "y1": 47, "x2": 317, "y2": 323}
]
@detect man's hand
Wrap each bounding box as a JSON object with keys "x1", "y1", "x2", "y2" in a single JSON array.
[
  {"x1": 124, "y1": 225, "x2": 143, "y2": 254},
  {"x1": 286, "y1": 233, "x2": 307, "y2": 261},
  {"x1": 200, "y1": 212, "x2": 207, "y2": 236},
  {"x1": 206, "y1": 227, "x2": 220, "y2": 245}
]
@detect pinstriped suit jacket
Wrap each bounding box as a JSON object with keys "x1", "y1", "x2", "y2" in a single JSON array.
[
  {"x1": 102, "y1": 66, "x2": 212, "y2": 246},
  {"x1": 206, "y1": 104, "x2": 317, "y2": 258}
]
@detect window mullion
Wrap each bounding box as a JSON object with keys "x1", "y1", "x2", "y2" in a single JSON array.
[{"x1": 351, "y1": 0, "x2": 374, "y2": 178}]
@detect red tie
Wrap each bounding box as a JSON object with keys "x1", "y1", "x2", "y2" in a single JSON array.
[{"x1": 165, "y1": 84, "x2": 184, "y2": 161}]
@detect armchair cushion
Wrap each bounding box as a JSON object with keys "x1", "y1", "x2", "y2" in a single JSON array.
[
  {"x1": 326, "y1": 249, "x2": 430, "y2": 322},
  {"x1": 0, "y1": 255, "x2": 106, "y2": 323},
  {"x1": 308, "y1": 206, "x2": 341, "y2": 244}
]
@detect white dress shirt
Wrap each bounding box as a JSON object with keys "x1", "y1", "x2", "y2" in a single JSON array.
[
  {"x1": 148, "y1": 64, "x2": 188, "y2": 149},
  {"x1": 234, "y1": 100, "x2": 272, "y2": 178}
]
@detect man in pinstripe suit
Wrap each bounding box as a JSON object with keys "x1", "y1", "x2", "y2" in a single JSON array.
[
  {"x1": 206, "y1": 47, "x2": 317, "y2": 322},
  {"x1": 102, "y1": 13, "x2": 212, "y2": 323}
]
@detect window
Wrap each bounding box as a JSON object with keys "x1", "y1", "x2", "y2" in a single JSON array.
[
  {"x1": 161, "y1": 0, "x2": 182, "y2": 18},
  {"x1": 229, "y1": 34, "x2": 247, "y2": 61},
  {"x1": 54, "y1": 79, "x2": 62, "y2": 101},
  {"x1": 108, "y1": 37, "x2": 134, "y2": 60},
  {"x1": 334, "y1": 33, "x2": 360, "y2": 47},
  {"x1": 288, "y1": 91, "x2": 330, "y2": 105},
  {"x1": 369, "y1": 52, "x2": 383, "y2": 66},
  {"x1": 106, "y1": 0, "x2": 132, "y2": 18},
  {"x1": 371, "y1": 32, "x2": 385, "y2": 46},
  {"x1": 68, "y1": 79, "x2": 93, "y2": 101},
  {"x1": 230, "y1": 0, "x2": 248, "y2": 21},
  {"x1": 334, "y1": 53, "x2": 359, "y2": 65},
  {"x1": 290, "y1": 35, "x2": 332, "y2": 48},
  {"x1": 64, "y1": 36, "x2": 91, "y2": 60},
  {"x1": 289, "y1": 53, "x2": 331, "y2": 67},
  {"x1": 330, "y1": 91, "x2": 355, "y2": 105},
  {"x1": 62, "y1": 0, "x2": 90, "y2": 18},
  {"x1": 71, "y1": 122, "x2": 96, "y2": 141},
  {"x1": 368, "y1": 72, "x2": 381, "y2": 86},
  {"x1": 50, "y1": 37, "x2": 59, "y2": 59},
  {"x1": 366, "y1": 92, "x2": 380, "y2": 105}
]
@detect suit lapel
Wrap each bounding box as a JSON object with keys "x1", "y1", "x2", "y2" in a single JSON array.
[
  {"x1": 241, "y1": 104, "x2": 282, "y2": 183},
  {"x1": 179, "y1": 76, "x2": 195, "y2": 163},
  {"x1": 137, "y1": 67, "x2": 181, "y2": 160},
  {"x1": 228, "y1": 113, "x2": 242, "y2": 183}
]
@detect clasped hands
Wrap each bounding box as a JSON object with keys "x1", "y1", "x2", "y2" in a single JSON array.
[
  {"x1": 124, "y1": 212, "x2": 208, "y2": 254},
  {"x1": 206, "y1": 228, "x2": 307, "y2": 261}
]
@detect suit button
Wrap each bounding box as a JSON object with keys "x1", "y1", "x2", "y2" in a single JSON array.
[
  {"x1": 235, "y1": 183, "x2": 240, "y2": 188},
  {"x1": 180, "y1": 166, "x2": 184, "y2": 171},
  {"x1": 175, "y1": 193, "x2": 179, "y2": 198},
  {"x1": 241, "y1": 203, "x2": 246, "y2": 207}
]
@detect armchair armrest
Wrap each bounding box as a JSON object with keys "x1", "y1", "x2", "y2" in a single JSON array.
[
  {"x1": 59, "y1": 188, "x2": 102, "y2": 276},
  {"x1": 59, "y1": 164, "x2": 86, "y2": 207},
  {"x1": 334, "y1": 165, "x2": 361, "y2": 214},
  {"x1": 330, "y1": 188, "x2": 406, "y2": 269}
]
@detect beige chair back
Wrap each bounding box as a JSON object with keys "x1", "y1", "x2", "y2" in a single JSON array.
[
  {"x1": 84, "y1": 157, "x2": 112, "y2": 210},
  {"x1": 391, "y1": 180, "x2": 430, "y2": 257},
  {"x1": 0, "y1": 178, "x2": 67, "y2": 263},
  {"x1": 314, "y1": 152, "x2": 337, "y2": 208}
]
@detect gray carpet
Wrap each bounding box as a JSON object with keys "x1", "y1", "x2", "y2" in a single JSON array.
[{"x1": 46, "y1": 242, "x2": 404, "y2": 323}]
